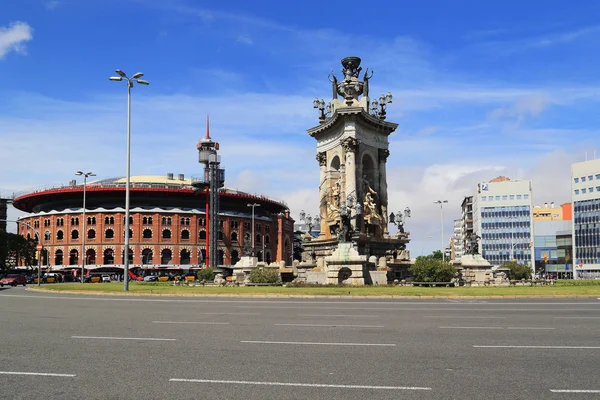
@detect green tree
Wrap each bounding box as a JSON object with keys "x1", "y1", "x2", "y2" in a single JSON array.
[
  {"x1": 501, "y1": 261, "x2": 532, "y2": 280},
  {"x1": 0, "y1": 231, "x2": 36, "y2": 271},
  {"x1": 416, "y1": 250, "x2": 444, "y2": 261},
  {"x1": 196, "y1": 267, "x2": 215, "y2": 282},
  {"x1": 248, "y1": 267, "x2": 280, "y2": 284},
  {"x1": 409, "y1": 257, "x2": 456, "y2": 282}
]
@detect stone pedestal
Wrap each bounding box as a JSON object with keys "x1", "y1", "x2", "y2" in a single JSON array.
[
  {"x1": 232, "y1": 256, "x2": 259, "y2": 282},
  {"x1": 306, "y1": 271, "x2": 328, "y2": 285},
  {"x1": 368, "y1": 270, "x2": 388, "y2": 285},
  {"x1": 458, "y1": 254, "x2": 493, "y2": 286},
  {"x1": 324, "y1": 243, "x2": 368, "y2": 285}
]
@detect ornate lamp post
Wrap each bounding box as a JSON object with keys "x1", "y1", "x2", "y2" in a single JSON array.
[
  {"x1": 109, "y1": 69, "x2": 149, "y2": 291},
  {"x1": 299, "y1": 210, "x2": 320, "y2": 234},
  {"x1": 75, "y1": 171, "x2": 95, "y2": 283},
  {"x1": 389, "y1": 207, "x2": 411, "y2": 233},
  {"x1": 313, "y1": 98, "x2": 332, "y2": 123},
  {"x1": 370, "y1": 92, "x2": 393, "y2": 120}
]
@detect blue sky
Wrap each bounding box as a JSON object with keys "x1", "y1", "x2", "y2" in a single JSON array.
[{"x1": 1, "y1": 0, "x2": 599, "y2": 255}]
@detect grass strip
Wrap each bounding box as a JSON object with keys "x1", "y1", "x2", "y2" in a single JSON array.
[{"x1": 36, "y1": 281, "x2": 600, "y2": 297}]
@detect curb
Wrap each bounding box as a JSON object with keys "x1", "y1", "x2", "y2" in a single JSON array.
[{"x1": 25, "y1": 287, "x2": 600, "y2": 300}]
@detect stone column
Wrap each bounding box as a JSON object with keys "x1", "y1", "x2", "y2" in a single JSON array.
[
  {"x1": 378, "y1": 148, "x2": 390, "y2": 235},
  {"x1": 316, "y1": 152, "x2": 328, "y2": 236},
  {"x1": 341, "y1": 138, "x2": 359, "y2": 229}
]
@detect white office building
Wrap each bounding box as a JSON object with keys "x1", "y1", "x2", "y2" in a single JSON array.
[
  {"x1": 472, "y1": 177, "x2": 534, "y2": 267},
  {"x1": 571, "y1": 158, "x2": 600, "y2": 279}
]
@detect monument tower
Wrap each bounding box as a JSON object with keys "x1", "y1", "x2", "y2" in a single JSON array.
[{"x1": 303, "y1": 56, "x2": 410, "y2": 284}]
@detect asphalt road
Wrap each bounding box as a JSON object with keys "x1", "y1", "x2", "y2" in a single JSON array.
[{"x1": 0, "y1": 287, "x2": 599, "y2": 399}]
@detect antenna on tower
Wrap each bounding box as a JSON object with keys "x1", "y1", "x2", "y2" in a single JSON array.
[{"x1": 205, "y1": 114, "x2": 211, "y2": 140}]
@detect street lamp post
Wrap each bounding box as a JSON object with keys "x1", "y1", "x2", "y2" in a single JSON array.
[
  {"x1": 247, "y1": 203, "x2": 260, "y2": 256},
  {"x1": 1, "y1": 219, "x2": 41, "y2": 286},
  {"x1": 76, "y1": 171, "x2": 95, "y2": 283},
  {"x1": 109, "y1": 69, "x2": 149, "y2": 291},
  {"x1": 434, "y1": 200, "x2": 449, "y2": 262}
]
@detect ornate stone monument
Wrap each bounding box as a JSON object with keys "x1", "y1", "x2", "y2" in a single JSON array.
[
  {"x1": 303, "y1": 56, "x2": 410, "y2": 285},
  {"x1": 455, "y1": 233, "x2": 494, "y2": 286}
]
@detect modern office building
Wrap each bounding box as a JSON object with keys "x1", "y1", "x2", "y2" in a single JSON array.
[
  {"x1": 571, "y1": 158, "x2": 600, "y2": 278},
  {"x1": 472, "y1": 176, "x2": 534, "y2": 267},
  {"x1": 533, "y1": 220, "x2": 572, "y2": 278}
]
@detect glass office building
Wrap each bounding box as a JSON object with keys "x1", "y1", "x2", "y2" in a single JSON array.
[
  {"x1": 473, "y1": 177, "x2": 534, "y2": 268},
  {"x1": 480, "y1": 205, "x2": 532, "y2": 266},
  {"x1": 571, "y1": 159, "x2": 600, "y2": 279}
]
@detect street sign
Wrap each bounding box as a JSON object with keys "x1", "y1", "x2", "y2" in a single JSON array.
[{"x1": 36, "y1": 244, "x2": 43, "y2": 251}]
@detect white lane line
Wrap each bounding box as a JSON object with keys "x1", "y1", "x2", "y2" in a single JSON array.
[
  {"x1": 241, "y1": 340, "x2": 395, "y2": 347},
  {"x1": 474, "y1": 345, "x2": 600, "y2": 349},
  {"x1": 424, "y1": 316, "x2": 507, "y2": 319},
  {"x1": 298, "y1": 314, "x2": 380, "y2": 318},
  {"x1": 71, "y1": 336, "x2": 176, "y2": 341},
  {"x1": 152, "y1": 321, "x2": 230, "y2": 325},
  {"x1": 439, "y1": 326, "x2": 503, "y2": 329},
  {"x1": 550, "y1": 389, "x2": 600, "y2": 393},
  {"x1": 0, "y1": 371, "x2": 76, "y2": 377},
  {"x1": 274, "y1": 323, "x2": 384, "y2": 328},
  {"x1": 506, "y1": 327, "x2": 555, "y2": 330},
  {"x1": 554, "y1": 316, "x2": 600, "y2": 319},
  {"x1": 441, "y1": 326, "x2": 555, "y2": 330},
  {"x1": 169, "y1": 378, "x2": 430, "y2": 391},
  {"x1": 200, "y1": 312, "x2": 260, "y2": 316}
]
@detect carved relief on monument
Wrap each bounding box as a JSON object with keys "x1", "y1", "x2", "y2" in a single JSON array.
[
  {"x1": 340, "y1": 137, "x2": 359, "y2": 153},
  {"x1": 378, "y1": 148, "x2": 390, "y2": 163},
  {"x1": 316, "y1": 152, "x2": 327, "y2": 167}
]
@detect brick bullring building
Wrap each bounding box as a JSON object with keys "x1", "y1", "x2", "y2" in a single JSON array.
[{"x1": 12, "y1": 175, "x2": 294, "y2": 275}]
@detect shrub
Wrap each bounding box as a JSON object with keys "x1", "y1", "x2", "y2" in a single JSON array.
[
  {"x1": 248, "y1": 267, "x2": 280, "y2": 284},
  {"x1": 501, "y1": 261, "x2": 531, "y2": 280},
  {"x1": 409, "y1": 258, "x2": 456, "y2": 282},
  {"x1": 196, "y1": 268, "x2": 215, "y2": 282}
]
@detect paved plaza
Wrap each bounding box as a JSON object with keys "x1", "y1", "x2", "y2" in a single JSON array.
[{"x1": 0, "y1": 287, "x2": 599, "y2": 399}]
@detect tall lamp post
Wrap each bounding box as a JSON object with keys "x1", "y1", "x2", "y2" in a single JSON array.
[
  {"x1": 434, "y1": 200, "x2": 449, "y2": 262},
  {"x1": 247, "y1": 203, "x2": 260, "y2": 256},
  {"x1": 76, "y1": 171, "x2": 95, "y2": 283},
  {"x1": 110, "y1": 69, "x2": 149, "y2": 291}
]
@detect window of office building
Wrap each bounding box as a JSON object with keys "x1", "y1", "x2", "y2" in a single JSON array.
[
  {"x1": 574, "y1": 178, "x2": 579, "y2": 183},
  {"x1": 517, "y1": 195, "x2": 522, "y2": 200},
  {"x1": 573, "y1": 199, "x2": 600, "y2": 265},
  {"x1": 582, "y1": 176, "x2": 586, "y2": 182}
]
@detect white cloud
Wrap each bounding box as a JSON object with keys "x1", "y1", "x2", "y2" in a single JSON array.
[
  {"x1": 45, "y1": 1, "x2": 60, "y2": 10},
  {"x1": 0, "y1": 22, "x2": 33, "y2": 59},
  {"x1": 236, "y1": 35, "x2": 253, "y2": 45}
]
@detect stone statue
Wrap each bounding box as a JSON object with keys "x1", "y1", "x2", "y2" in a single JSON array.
[
  {"x1": 337, "y1": 212, "x2": 352, "y2": 243},
  {"x1": 363, "y1": 68, "x2": 373, "y2": 98},
  {"x1": 328, "y1": 72, "x2": 339, "y2": 100},
  {"x1": 243, "y1": 235, "x2": 253, "y2": 256},
  {"x1": 467, "y1": 233, "x2": 481, "y2": 255}
]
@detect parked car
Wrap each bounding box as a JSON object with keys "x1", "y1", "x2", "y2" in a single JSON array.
[
  {"x1": 143, "y1": 275, "x2": 158, "y2": 282},
  {"x1": 101, "y1": 275, "x2": 111, "y2": 283},
  {"x1": 0, "y1": 274, "x2": 27, "y2": 287}
]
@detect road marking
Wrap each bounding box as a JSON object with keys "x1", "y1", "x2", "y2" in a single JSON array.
[
  {"x1": 441, "y1": 326, "x2": 555, "y2": 330},
  {"x1": 550, "y1": 389, "x2": 600, "y2": 393},
  {"x1": 200, "y1": 312, "x2": 260, "y2": 316},
  {"x1": 274, "y1": 323, "x2": 384, "y2": 328},
  {"x1": 439, "y1": 326, "x2": 503, "y2": 329},
  {"x1": 71, "y1": 336, "x2": 176, "y2": 341},
  {"x1": 424, "y1": 316, "x2": 507, "y2": 319},
  {"x1": 554, "y1": 316, "x2": 600, "y2": 319},
  {"x1": 298, "y1": 314, "x2": 380, "y2": 318},
  {"x1": 241, "y1": 340, "x2": 395, "y2": 347},
  {"x1": 0, "y1": 371, "x2": 76, "y2": 377},
  {"x1": 474, "y1": 345, "x2": 600, "y2": 349},
  {"x1": 168, "y1": 378, "x2": 429, "y2": 391},
  {"x1": 506, "y1": 327, "x2": 555, "y2": 330},
  {"x1": 152, "y1": 321, "x2": 230, "y2": 325}
]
